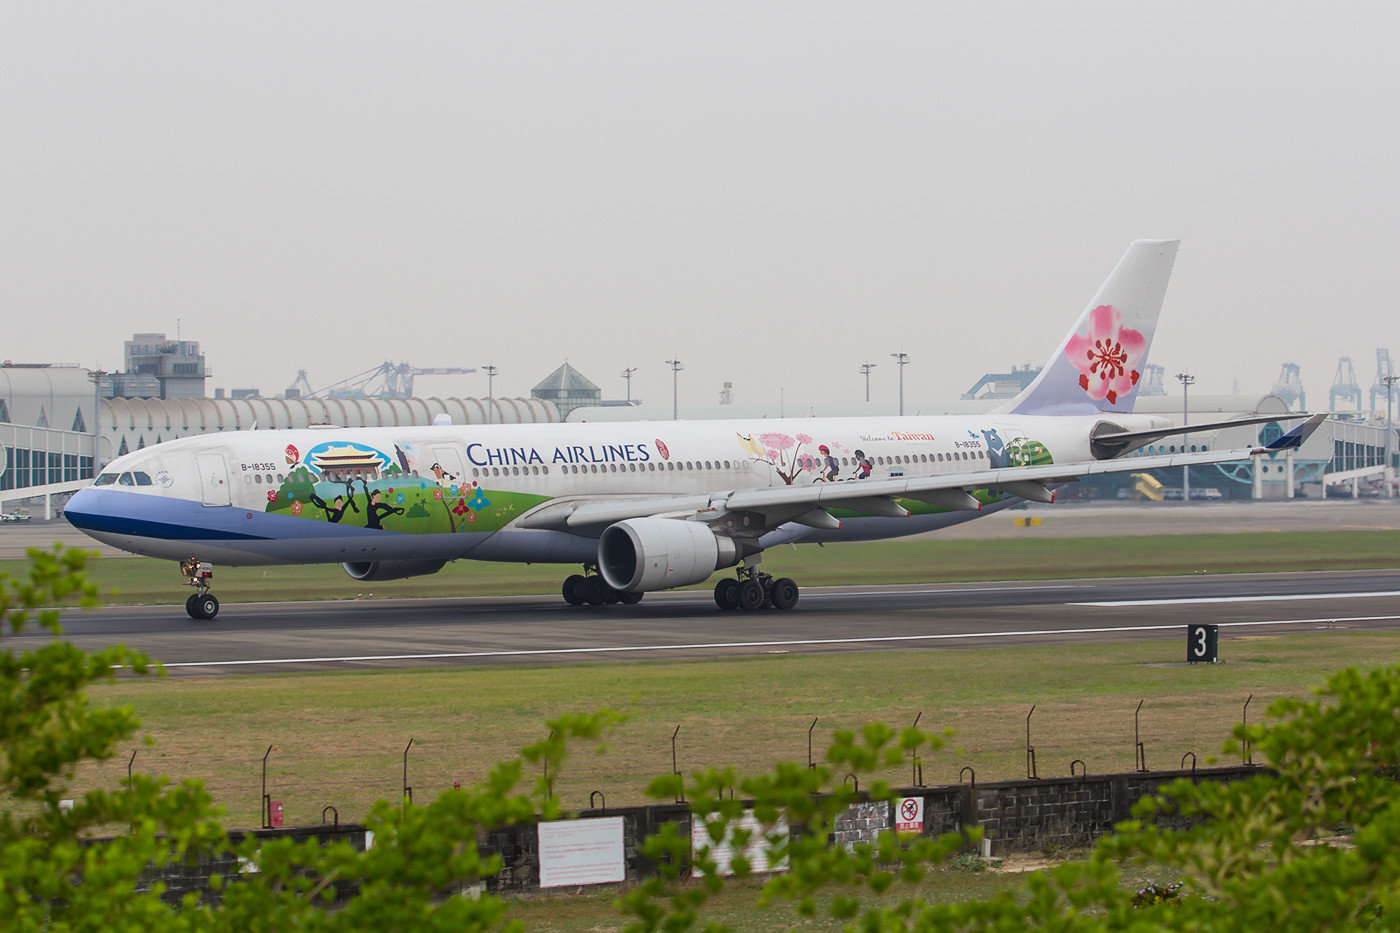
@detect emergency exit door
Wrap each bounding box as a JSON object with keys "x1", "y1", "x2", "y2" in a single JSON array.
[{"x1": 195, "y1": 453, "x2": 231, "y2": 507}]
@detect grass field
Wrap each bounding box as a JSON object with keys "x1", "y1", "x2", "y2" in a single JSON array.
[
  {"x1": 74, "y1": 630, "x2": 1400, "y2": 831},
  {"x1": 10, "y1": 528, "x2": 1400, "y2": 604}
]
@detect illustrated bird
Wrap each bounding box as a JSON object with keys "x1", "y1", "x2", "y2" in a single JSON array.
[{"x1": 737, "y1": 433, "x2": 766, "y2": 458}]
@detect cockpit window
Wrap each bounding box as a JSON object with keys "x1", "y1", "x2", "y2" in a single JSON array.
[
  {"x1": 133, "y1": 472, "x2": 153, "y2": 486},
  {"x1": 118, "y1": 473, "x2": 135, "y2": 486},
  {"x1": 94, "y1": 473, "x2": 119, "y2": 486}
]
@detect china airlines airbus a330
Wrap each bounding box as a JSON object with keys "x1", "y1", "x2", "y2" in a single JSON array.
[{"x1": 65, "y1": 240, "x2": 1319, "y2": 619}]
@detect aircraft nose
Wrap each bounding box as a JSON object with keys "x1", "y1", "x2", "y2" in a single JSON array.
[{"x1": 64, "y1": 486, "x2": 104, "y2": 531}]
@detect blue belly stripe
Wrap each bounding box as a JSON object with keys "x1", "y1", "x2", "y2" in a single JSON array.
[{"x1": 65, "y1": 511, "x2": 268, "y2": 541}]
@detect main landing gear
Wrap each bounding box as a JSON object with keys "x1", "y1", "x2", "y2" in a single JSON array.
[
  {"x1": 180, "y1": 558, "x2": 220, "y2": 620},
  {"x1": 561, "y1": 564, "x2": 644, "y2": 607},
  {"x1": 713, "y1": 565, "x2": 799, "y2": 612}
]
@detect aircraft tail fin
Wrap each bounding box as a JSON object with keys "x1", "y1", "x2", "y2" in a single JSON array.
[{"x1": 1000, "y1": 239, "x2": 1179, "y2": 416}]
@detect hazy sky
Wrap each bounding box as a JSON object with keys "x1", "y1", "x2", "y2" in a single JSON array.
[{"x1": 3, "y1": 2, "x2": 1397, "y2": 415}]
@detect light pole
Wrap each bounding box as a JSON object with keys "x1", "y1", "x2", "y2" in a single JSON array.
[
  {"x1": 891, "y1": 352, "x2": 909, "y2": 416},
  {"x1": 665, "y1": 359, "x2": 683, "y2": 420},
  {"x1": 621, "y1": 367, "x2": 637, "y2": 403},
  {"x1": 87, "y1": 368, "x2": 106, "y2": 479},
  {"x1": 483, "y1": 364, "x2": 498, "y2": 424},
  {"x1": 1176, "y1": 371, "x2": 1195, "y2": 502},
  {"x1": 859, "y1": 362, "x2": 876, "y2": 403},
  {"x1": 1385, "y1": 374, "x2": 1399, "y2": 498}
]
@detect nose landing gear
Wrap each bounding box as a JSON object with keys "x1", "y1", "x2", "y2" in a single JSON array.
[{"x1": 180, "y1": 558, "x2": 220, "y2": 620}]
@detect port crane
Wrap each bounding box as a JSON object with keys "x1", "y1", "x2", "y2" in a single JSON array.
[{"x1": 284, "y1": 363, "x2": 476, "y2": 399}]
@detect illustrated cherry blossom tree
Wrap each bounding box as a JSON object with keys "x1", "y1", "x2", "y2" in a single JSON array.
[{"x1": 753, "y1": 432, "x2": 811, "y2": 485}]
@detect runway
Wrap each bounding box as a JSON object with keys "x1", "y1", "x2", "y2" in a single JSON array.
[{"x1": 23, "y1": 569, "x2": 1400, "y2": 677}]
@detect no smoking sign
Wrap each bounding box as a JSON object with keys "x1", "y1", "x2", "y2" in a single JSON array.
[{"x1": 895, "y1": 796, "x2": 924, "y2": 834}]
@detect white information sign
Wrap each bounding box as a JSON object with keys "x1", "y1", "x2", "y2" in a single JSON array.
[
  {"x1": 895, "y1": 796, "x2": 924, "y2": 834},
  {"x1": 538, "y1": 816, "x2": 626, "y2": 888},
  {"x1": 691, "y1": 809, "x2": 790, "y2": 876}
]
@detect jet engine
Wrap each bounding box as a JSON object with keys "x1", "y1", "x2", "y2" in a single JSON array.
[
  {"x1": 598, "y1": 518, "x2": 740, "y2": 593},
  {"x1": 341, "y1": 559, "x2": 448, "y2": 582}
]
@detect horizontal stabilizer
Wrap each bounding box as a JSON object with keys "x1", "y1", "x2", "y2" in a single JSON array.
[{"x1": 1091, "y1": 412, "x2": 1312, "y2": 459}]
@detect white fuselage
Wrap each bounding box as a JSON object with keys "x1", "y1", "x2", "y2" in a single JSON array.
[{"x1": 64, "y1": 412, "x2": 1153, "y2": 567}]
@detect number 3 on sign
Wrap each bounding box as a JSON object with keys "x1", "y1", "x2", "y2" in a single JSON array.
[{"x1": 1187, "y1": 624, "x2": 1218, "y2": 664}]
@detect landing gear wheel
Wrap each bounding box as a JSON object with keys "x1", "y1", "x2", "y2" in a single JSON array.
[
  {"x1": 583, "y1": 576, "x2": 609, "y2": 606},
  {"x1": 619, "y1": 591, "x2": 644, "y2": 605},
  {"x1": 714, "y1": 578, "x2": 739, "y2": 611},
  {"x1": 770, "y1": 577, "x2": 799, "y2": 610},
  {"x1": 562, "y1": 575, "x2": 587, "y2": 606},
  {"x1": 736, "y1": 579, "x2": 765, "y2": 611},
  {"x1": 195, "y1": 594, "x2": 219, "y2": 620},
  {"x1": 185, "y1": 594, "x2": 200, "y2": 619}
]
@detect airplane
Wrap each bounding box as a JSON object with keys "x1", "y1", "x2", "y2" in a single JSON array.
[{"x1": 64, "y1": 240, "x2": 1322, "y2": 619}]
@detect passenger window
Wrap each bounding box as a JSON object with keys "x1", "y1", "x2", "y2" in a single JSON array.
[{"x1": 134, "y1": 472, "x2": 153, "y2": 486}]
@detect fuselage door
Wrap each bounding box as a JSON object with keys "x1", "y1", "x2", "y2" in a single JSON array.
[
  {"x1": 195, "y1": 453, "x2": 231, "y2": 507},
  {"x1": 431, "y1": 446, "x2": 468, "y2": 486}
]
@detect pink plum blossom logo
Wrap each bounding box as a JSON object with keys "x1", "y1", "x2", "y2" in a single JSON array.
[
  {"x1": 1065, "y1": 304, "x2": 1145, "y2": 405},
  {"x1": 266, "y1": 490, "x2": 278, "y2": 502}
]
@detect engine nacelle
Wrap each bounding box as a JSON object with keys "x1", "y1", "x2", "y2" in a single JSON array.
[
  {"x1": 598, "y1": 518, "x2": 739, "y2": 592},
  {"x1": 341, "y1": 559, "x2": 448, "y2": 582}
]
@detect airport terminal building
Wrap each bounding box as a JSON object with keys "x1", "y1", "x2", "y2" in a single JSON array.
[{"x1": 0, "y1": 362, "x2": 560, "y2": 515}]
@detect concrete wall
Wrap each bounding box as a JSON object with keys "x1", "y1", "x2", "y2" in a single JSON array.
[{"x1": 118, "y1": 764, "x2": 1259, "y2": 904}]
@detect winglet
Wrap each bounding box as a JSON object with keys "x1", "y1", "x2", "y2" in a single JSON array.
[{"x1": 1258, "y1": 413, "x2": 1327, "y2": 452}]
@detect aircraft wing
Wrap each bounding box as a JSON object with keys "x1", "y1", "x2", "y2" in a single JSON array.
[{"x1": 516, "y1": 414, "x2": 1327, "y2": 533}]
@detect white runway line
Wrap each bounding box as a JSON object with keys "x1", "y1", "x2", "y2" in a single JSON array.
[
  {"x1": 1072, "y1": 591, "x2": 1400, "y2": 607},
  {"x1": 160, "y1": 614, "x2": 1400, "y2": 669}
]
